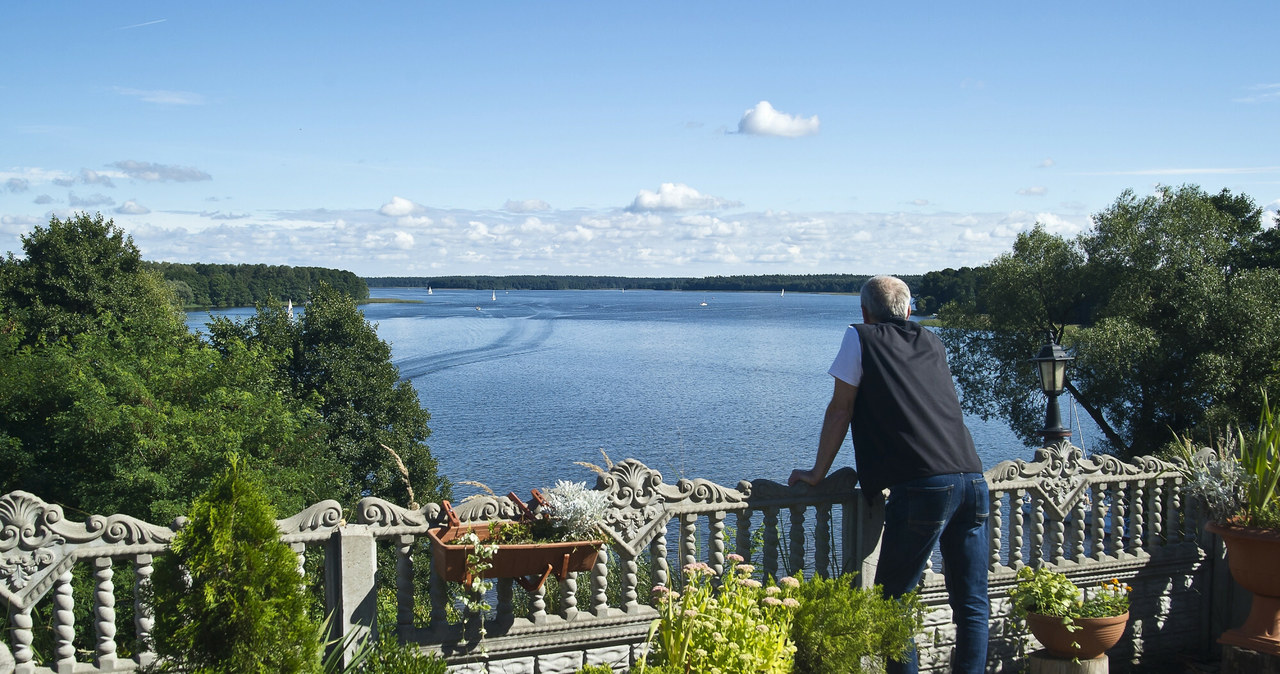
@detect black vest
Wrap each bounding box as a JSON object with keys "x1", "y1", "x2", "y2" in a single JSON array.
[{"x1": 851, "y1": 319, "x2": 981, "y2": 495}]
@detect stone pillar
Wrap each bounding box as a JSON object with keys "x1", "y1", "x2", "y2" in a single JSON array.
[
  {"x1": 843, "y1": 491, "x2": 884, "y2": 590},
  {"x1": 325, "y1": 524, "x2": 378, "y2": 667},
  {"x1": 1029, "y1": 650, "x2": 1108, "y2": 673}
]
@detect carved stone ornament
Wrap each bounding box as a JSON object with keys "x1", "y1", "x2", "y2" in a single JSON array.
[
  {"x1": 276, "y1": 499, "x2": 343, "y2": 543},
  {"x1": 984, "y1": 440, "x2": 1180, "y2": 520},
  {"x1": 594, "y1": 459, "x2": 750, "y2": 557},
  {"x1": 0, "y1": 491, "x2": 176, "y2": 610}
]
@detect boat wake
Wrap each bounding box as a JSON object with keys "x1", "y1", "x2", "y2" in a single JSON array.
[{"x1": 394, "y1": 319, "x2": 556, "y2": 379}]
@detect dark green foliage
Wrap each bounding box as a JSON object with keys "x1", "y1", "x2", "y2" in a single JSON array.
[
  {"x1": 208, "y1": 284, "x2": 447, "y2": 508},
  {"x1": 150, "y1": 456, "x2": 320, "y2": 673},
  {"x1": 357, "y1": 633, "x2": 447, "y2": 674},
  {"x1": 940, "y1": 185, "x2": 1280, "y2": 456},
  {"x1": 147, "y1": 261, "x2": 368, "y2": 307},
  {"x1": 790, "y1": 575, "x2": 926, "y2": 674}
]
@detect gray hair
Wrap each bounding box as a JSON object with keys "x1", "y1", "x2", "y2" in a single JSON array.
[{"x1": 860, "y1": 275, "x2": 911, "y2": 321}]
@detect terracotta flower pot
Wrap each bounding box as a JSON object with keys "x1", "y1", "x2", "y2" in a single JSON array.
[
  {"x1": 1207, "y1": 521, "x2": 1280, "y2": 655},
  {"x1": 1026, "y1": 611, "x2": 1128, "y2": 660},
  {"x1": 427, "y1": 522, "x2": 603, "y2": 593}
]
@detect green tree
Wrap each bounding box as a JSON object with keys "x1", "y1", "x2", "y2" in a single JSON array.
[
  {"x1": 151, "y1": 455, "x2": 321, "y2": 673},
  {"x1": 210, "y1": 284, "x2": 448, "y2": 507},
  {"x1": 940, "y1": 186, "x2": 1280, "y2": 456}
]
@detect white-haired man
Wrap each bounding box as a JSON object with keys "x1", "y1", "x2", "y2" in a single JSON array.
[{"x1": 790, "y1": 275, "x2": 988, "y2": 674}]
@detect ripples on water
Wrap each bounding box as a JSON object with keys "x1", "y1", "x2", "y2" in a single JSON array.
[{"x1": 190, "y1": 289, "x2": 1083, "y2": 497}]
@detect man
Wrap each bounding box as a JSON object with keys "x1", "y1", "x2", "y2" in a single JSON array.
[{"x1": 789, "y1": 275, "x2": 988, "y2": 674}]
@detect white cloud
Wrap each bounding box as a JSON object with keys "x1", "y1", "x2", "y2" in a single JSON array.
[
  {"x1": 33, "y1": 194, "x2": 53, "y2": 205},
  {"x1": 627, "y1": 183, "x2": 740, "y2": 212},
  {"x1": 112, "y1": 87, "x2": 205, "y2": 106},
  {"x1": 5, "y1": 178, "x2": 29, "y2": 193},
  {"x1": 379, "y1": 196, "x2": 424, "y2": 217},
  {"x1": 115, "y1": 200, "x2": 150, "y2": 215},
  {"x1": 111, "y1": 160, "x2": 211, "y2": 182},
  {"x1": 1017, "y1": 186, "x2": 1047, "y2": 196},
  {"x1": 80, "y1": 169, "x2": 115, "y2": 187},
  {"x1": 1233, "y1": 83, "x2": 1280, "y2": 104},
  {"x1": 504, "y1": 198, "x2": 551, "y2": 213},
  {"x1": 1037, "y1": 159, "x2": 1055, "y2": 168},
  {"x1": 736, "y1": 101, "x2": 819, "y2": 138},
  {"x1": 68, "y1": 192, "x2": 115, "y2": 207}
]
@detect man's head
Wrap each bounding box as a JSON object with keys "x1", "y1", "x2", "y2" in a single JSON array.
[{"x1": 860, "y1": 275, "x2": 912, "y2": 323}]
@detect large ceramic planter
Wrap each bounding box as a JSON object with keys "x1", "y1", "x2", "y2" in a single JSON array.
[
  {"x1": 427, "y1": 522, "x2": 603, "y2": 593},
  {"x1": 1207, "y1": 521, "x2": 1280, "y2": 655},
  {"x1": 1026, "y1": 611, "x2": 1128, "y2": 660}
]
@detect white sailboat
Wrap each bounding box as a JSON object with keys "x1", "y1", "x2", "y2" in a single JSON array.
[
  {"x1": 780, "y1": 288, "x2": 785, "y2": 297},
  {"x1": 427, "y1": 286, "x2": 432, "y2": 295},
  {"x1": 492, "y1": 290, "x2": 497, "y2": 301}
]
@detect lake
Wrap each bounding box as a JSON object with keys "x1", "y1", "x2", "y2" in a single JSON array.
[{"x1": 189, "y1": 288, "x2": 1092, "y2": 497}]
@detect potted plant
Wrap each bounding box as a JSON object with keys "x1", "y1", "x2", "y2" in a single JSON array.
[
  {"x1": 427, "y1": 480, "x2": 608, "y2": 593},
  {"x1": 1176, "y1": 390, "x2": 1280, "y2": 655},
  {"x1": 1007, "y1": 566, "x2": 1131, "y2": 660}
]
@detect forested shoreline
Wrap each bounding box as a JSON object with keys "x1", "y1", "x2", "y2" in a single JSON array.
[{"x1": 147, "y1": 261, "x2": 368, "y2": 308}]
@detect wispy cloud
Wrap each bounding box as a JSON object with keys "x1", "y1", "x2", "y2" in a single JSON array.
[
  {"x1": 1037, "y1": 159, "x2": 1055, "y2": 169},
  {"x1": 112, "y1": 87, "x2": 205, "y2": 106},
  {"x1": 504, "y1": 199, "x2": 551, "y2": 213},
  {"x1": 1079, "y1": 166, "x2": 1280, "y2": 176},
  {"x1": 80, "y1": 169, "x2": 115, "y2": 188},
  {"x1": 68, "y1": 192, "x2": 115, "y2": 208},
  {"x1": 736, "y1": 101, "x2": 820, "y2": 138},
  {"x1": 4, "y1": 178, "x2": 29, "y2": 193},
  {"x1": 1017, "y1": 186, "x2": 1047, "y2": 196},
  {"x1": 116, "y1": 19, "x2": 167, "y2": 31},
  {"x1": 627, "y1": 183, "x2": 741, "y2": 212},
  {"x1": 110, "y1": 160, "x2": 211, "y2": 182},
  {"x1": 1233, "y1": 83, "x2": 1280, "y2": 104},
  {"x1": 116, "y1": 200, "x2": 150, "y2": 215}
]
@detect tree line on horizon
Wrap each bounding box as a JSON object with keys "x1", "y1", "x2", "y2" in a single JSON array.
[{"x1": 147, "y1": 260, "x2": 368, "y2": 308}]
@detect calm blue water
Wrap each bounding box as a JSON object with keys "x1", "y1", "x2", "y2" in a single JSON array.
[{"x1": 188, "y1": 288, "x2": 1087, "y2": 497}]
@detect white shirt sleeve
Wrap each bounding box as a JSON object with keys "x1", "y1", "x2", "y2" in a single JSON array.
[{"x1": 827, "y1": 325, "x2": 862, "y2": 386}]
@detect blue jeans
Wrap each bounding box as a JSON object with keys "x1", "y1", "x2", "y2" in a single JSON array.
[{"x1": 874, "y1": 473, "x2": 990, "y2": 674}]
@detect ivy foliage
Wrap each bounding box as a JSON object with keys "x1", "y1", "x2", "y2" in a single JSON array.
[{"x1": 150, "y1": 455, "x2": 320, "y2": 673}]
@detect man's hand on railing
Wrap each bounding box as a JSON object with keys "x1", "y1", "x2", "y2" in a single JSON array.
[{"x1": 788, "y1": 468, "x2": 823, "y2": 487}]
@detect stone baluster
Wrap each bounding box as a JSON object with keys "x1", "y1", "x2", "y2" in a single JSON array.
[
  {"x1": 561, "y1": 571, "x2": 579, "y2": 620},
  {"x1": 623, "y1": 552, "x2": 640, "y2": 613},
  {"x1": 815, "y1": 504, "x2": 832, "y2": 579},
  {"x1": 1009, "y1": 489, "x2": 1025, "y2": 568},
  {"x1": 1150, "y1": 478, "x2": 1164, "y2": 550},
  {"x1": 1049, "y1": 499, "x2": 1066, "y2": 566},
  {"x1": 396, "y1": 535, "x2": 415, "y2": 637},
  {"x1": 1030, "y1": 494, "x2": 1045, "y2": 566},
  {"x1": 1071, "y1": 496, "x2": 1087, "y2": 563},
  {"x1": 988, "y1": 490, "x2": 1003, "y2": 571},
  {"x1": 9, "y1": 603, "x2": 33, "y2": 672},
  {"x1": 788, "y1": 506, "x2": 806, "y2": 577},
  {"x1": 1131, "y1": 480, "x2": 1146, "y2": 555},
  {"x1": 1170, "y1": 476, "x2": 1187, "y2": 543},
  {"x1": 291, "y1": 542, "x2": 307, "y2": 582},
  {"x1": 736, "y1": 511, "x2": 752, "y2": 563},
  {"x1": 651, "y1": 532, "x2": 669, "y2": 592},
  {"x1": 54, "y1": 567, "x2": 76, "y2": 671},
  {"x1": 498, "y1": 578, "x2": 515, "y2": 622},
  {"x1": 591, "y1": 547, "x2": 609, "y2": 616},
  {"x1": 1090, "y1": 484, "x2": 1106, "y2": 558},
  {"x1": 429, "y1": 549, "x2": 448, "y2": 628},
  {"x1": 94, "y1": 556, "x2": 118, "y2": 670},
  {"x1": 1112, "y1": 482, "x2": 1127, "y2": 558},
  {"x1": 709, "y1": 513, "x2": 726, "y2": 577},
  {"x1": 679, "y1": 514, "x2": 698, "y2": 572},
  {"x1": 134, "y1": 554, "x2": 156, "y2": 668},
  {"x1": 763, "y1": 507, "x2": 780, "y2": 580},
  {"x1": 528, "y1": 580, "x2": 546, "y2": 623}
]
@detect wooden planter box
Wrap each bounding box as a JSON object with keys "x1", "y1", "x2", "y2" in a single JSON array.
[{"x1": 427, "y1": 522, "x2": 603, "y2": 592}]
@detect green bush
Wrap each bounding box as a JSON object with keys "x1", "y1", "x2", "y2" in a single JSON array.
[
  {"x1": 150, "y1": 455, "x2": 321, "y2": 673},
  {"x1": 789, "y1": 574, "x2": 927, "y2": 674},
  {"x1": 357, "y1": 633, "x2": 447, "y2": 674}
]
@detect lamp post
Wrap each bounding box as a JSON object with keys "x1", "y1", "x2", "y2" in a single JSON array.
[{"x1": 1030, "y1": 332, "x2": 1073, "y2": 442}]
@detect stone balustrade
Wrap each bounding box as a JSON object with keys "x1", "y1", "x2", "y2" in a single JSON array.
[{"x1": 0, "y1": 441, "x2": 1218, "y2": 673}]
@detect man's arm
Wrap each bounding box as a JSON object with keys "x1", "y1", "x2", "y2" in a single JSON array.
[{"x1": 789, "y1": 377, "x2": 858, "y2": 487}]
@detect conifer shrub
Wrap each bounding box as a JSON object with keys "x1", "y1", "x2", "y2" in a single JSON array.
[{"x1": 150, "y1": 455, "x2": 321, "y2": 673}]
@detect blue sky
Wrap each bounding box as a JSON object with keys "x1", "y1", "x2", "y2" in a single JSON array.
[{"x1": 2, "y1": 2, "x2": 1277, "y2": 277}]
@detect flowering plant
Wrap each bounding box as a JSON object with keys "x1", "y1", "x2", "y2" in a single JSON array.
[
  {"x1": 639, "y1": 556, "x2": 799, "y2": 674},
  {"x1": 1008, "y1": 566, "x2": 1131, "y2": 628},
  {"x1": 1174, "y1": 390, "x2": 1280, "y2": 530}
]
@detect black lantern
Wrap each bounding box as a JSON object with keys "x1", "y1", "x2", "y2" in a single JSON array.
[{"x1": 1030, "y1": 332, "x2": 1073, "y2": 440}]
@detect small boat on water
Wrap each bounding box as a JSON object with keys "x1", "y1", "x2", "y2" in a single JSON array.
[
  {"x1": 492, "y1": 290, "x2": 497, "y2": 301},
  {"x1": 428, "y1": 286, "x2": 432, "y2": 295},
  {"x1": 780, "y1": 289, "x2": 785, "y2": 297}
]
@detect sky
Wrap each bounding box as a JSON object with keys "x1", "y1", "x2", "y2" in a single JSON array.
[{"x1": 2, "y1": 2, "x2": 1278, "y2": 278}]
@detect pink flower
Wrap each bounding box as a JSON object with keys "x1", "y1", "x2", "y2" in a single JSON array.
[
  {"x1": 742, "y1": 578, "x2": 763, "y2": 589},
  {"x1": 782, "y1": 597, "x2": 800, "y2": 608},
  {"x1": 779, "y1": 576, "x2": 800, "y2": 589},
  {"x1": 762, "y1": 596, "x2": 783, "y2": 607},
  {"x1": 727, "y1": 553, "x2": 745, "y2": 563}
]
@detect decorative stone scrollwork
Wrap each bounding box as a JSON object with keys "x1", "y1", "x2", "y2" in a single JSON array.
[
  {"x1": 355, "y1": 497, "x2": 430, "y2": 529},
  {"x1": 0, "y1": 491, "x2": 177, "y2": 611},
  {"x1": 277, "y1": 501, "x2": 343, "y2": 542},
  {"x1": 593, "y1": 459, "x2": 750, "y2": 557},
  {"x1": 985, "y1": 441, "x2": 1179, "y2": 521}
]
